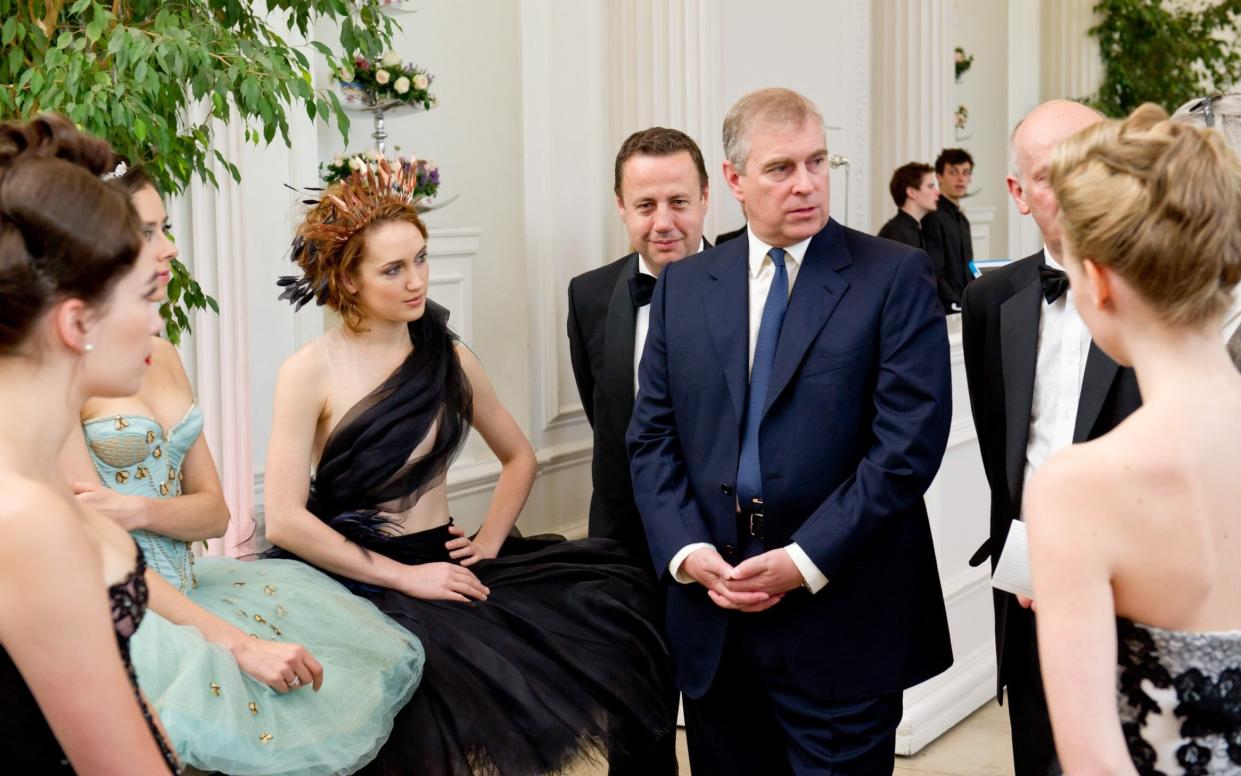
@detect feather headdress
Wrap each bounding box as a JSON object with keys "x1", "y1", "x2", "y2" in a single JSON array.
[{"x1": 278, "y1": 157, "x2": 426, "y2": 311}]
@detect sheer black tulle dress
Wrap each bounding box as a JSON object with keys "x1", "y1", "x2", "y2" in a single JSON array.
[
  {"x1": 0, "y1": 549, "x2": 181, "y2": 773},
  {"x1": 271, "y1": 304, "x2": 674, "y2": 776}
]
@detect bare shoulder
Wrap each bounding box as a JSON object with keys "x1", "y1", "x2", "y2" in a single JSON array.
[
  {"x1": 278, "y1": 337, "x2": 330, "y2": 389},
  {"x1": 0, "y1": 478, "x2": 88, "y2": 565},
  {"x1": 150, "y1": 336, "x2": 193, "y2": 393},
  {"x1": 454, "y1": 342, "x2": 484, "y2": 375},
  {"x1": 1025, "y1": 436, "x2": 1137, "y2": 548}
]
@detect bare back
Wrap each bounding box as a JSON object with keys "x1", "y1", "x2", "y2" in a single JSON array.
[{"x1": 1095, "y1": 399, "x2": 1241, "y2": 632}]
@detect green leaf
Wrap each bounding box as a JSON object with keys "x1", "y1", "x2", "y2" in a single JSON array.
[
  {"x1": 2, "y1": 16, "x2": 16, "y2": 47},
  {"x1": 69, "y1": 0, "x2": 93, "y2": 13}
]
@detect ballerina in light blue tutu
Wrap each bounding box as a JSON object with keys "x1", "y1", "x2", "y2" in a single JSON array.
[{"x1": 61, "y1": 166, "x2": 424, "y2": 776}]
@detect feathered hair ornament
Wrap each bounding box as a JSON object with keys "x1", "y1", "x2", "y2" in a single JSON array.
[{"x1": 278, "y1": 157, "x2": 426, "y2": 311}]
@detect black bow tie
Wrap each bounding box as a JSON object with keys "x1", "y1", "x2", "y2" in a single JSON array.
[
  {"x1": 629, "y1": 273, "x2": 656, "y2": 307},
  {"x1": 1039, "y1": 265, "x2": 1070, "y2": 304}
]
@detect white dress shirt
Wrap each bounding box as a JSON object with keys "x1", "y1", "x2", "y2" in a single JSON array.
[
  {"x1": 1023, "y1": 248, "x2": 1093, "y2": 488},
  {"x1": 634, "y1": 239, "x2": 708, "y2": 395},
  {"x1": 667, "y1": 228, "x2": 829, "y2": 593}
]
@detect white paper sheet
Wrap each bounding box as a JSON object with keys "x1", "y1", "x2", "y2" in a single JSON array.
[{"x1": 991, "y1": 519, "x2": 1035, "y2": 600}]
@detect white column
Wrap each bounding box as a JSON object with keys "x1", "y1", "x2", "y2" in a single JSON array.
[
  {"x1": 869, "y1": 0, "x2": 953, "y2": 232},
  {"x1": 1039, "y1": 0, "x2": 1103, "y2": 102},
  {"x1": 171, "y1": 118, "x2": 255, "y2": 558},
  {"x1": 608, "y1": 0, "x2": 724, "y2": 242}
]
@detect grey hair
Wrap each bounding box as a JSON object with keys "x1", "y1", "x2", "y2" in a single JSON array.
[
  {"x1": 722, "y1": 88, "x2": 827, "y2": 174},
  {"x1": 1172, "y1": 93, "x2": 1241, "y2": 159}
]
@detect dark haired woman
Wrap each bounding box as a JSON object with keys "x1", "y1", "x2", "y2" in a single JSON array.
[
  {"x1": 0, "y1": 114, "x2": 181, "y2": 772},
  {"x1": 59, "y1": 165, "x2": 426, "y2": 776},
  {"x1": 264, "y1": 166, "x2": 674, "y2": 775}
]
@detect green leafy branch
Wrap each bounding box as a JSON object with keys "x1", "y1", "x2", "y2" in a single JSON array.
[
  {"x1": 1089, "y1": 0, "x2": 1241, "y2": 117},
  {"x1": 0, "y1": 0, "x2": 397, "y2": 343}
]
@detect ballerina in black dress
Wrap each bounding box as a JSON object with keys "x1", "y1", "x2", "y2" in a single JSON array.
[{"x1": 263, "y1": 163, "x2": 674, "y2": 775}]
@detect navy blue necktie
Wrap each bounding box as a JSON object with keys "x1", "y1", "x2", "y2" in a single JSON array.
[{"x1": 736, "y1": 247, "x2": 788, "y2": 507}]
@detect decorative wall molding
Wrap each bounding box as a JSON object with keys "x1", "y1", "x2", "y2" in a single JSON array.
[
  {"x1": 608, "y1": 0, "x2": 724, "y2": 241},
  {"x1": 1040, "y1": 0, "x2": 1103, "y2": 103},
  {"x1": 963, "y1": 204, "x2": 996, "y2": 260},
  {"x1": 427, "y1": 227, "x2": 480, "y2": 346},
  {"x1": 519, "y1": 0, "x2": 608, "y2": 443},
  {"x1": 897, "y1": 643, "x2": 997, "y2": 755},
  {"x1": 870, "y1": 0, "x2": 952, "y2": 232}
]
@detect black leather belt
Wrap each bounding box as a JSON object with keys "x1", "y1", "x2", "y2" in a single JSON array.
[{"x1": 738, "y1": 498, "x2": 766, "y2": 539}]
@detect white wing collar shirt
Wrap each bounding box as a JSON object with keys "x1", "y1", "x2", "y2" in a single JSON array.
[
  {"x1": 1024, "y1": 246, "x2": 1092, "y2": 488},
  {"x1": 666, "y1": 228, "x2": 829, "y2": 593}
]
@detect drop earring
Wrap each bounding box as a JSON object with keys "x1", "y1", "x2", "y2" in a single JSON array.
[{"x1": 83, "y1": 343, "x2": 95, "y2": 352}]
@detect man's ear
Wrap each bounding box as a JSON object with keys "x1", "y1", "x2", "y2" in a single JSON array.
[
  {"x1": 1006, "y1": 174, "x2": 1031, "y2": 216},
  {"x1": 905, "y1": 186, "x2": 919, "y2": 204},
  {"x1": 700, "y1": 183, "x2": 710, "y2": 209},
  {"x1": 615, "y1": 195, "x2": 627, "y2": 222},
  {"x1": 722, "y1": 160, "x2": 744, "y2": 203},
  {"x1": 51, "y1": 297, "x2": 93, "y2": 354}
]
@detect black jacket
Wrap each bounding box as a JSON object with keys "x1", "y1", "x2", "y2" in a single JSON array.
[
  {"x1": 923, "y1": 197, "x2": 974, "y2": 312},
  {"x1": 961, "y1": 250, "x2": 1141, "y2": 695}
]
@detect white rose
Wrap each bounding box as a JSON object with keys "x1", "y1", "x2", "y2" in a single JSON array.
[
  {"x1": 348, "y1": 156, "x2": 364, "y2": 171},
  {"x1": 364, "y1": 148, "x2": 380, "y2": 161},
  {"x1": 413, "y1": 73, "x2": 429, "y2": 91},
  {"x1": 381, "y1": 51, "x2": 401, "y2": 67},
  {"x1": 375, "y1": 69, "x2": 391, "y2": 85},
  {"x1": 394, "y1": 76, "x2": 410, "y2": 94}
]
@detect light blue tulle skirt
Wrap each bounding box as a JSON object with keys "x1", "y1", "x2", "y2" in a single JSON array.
[{"x1": 132, "y1": 557, "x2": 423, "y2": 776}]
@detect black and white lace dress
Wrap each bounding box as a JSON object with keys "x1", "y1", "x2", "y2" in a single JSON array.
[{"x1": 1117, "y1": 618, "x2": 1241, "y2": 775}]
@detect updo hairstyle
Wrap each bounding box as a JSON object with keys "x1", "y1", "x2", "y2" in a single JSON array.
[
  {"x1": 1050, "y1": 103, "x2": 1241, "y2": 328},
  {"x1": 294, "y1": 185, "x2": 428, "y2": 332},
  {"x1": 0, "y1": 114, "x2": 141, "y2": 353}
]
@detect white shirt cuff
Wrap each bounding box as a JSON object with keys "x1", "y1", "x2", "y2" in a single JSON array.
[
  {"x1": 784, "y1": 543, "x2": 829, "y2": 593},
  {"x1": 669, "y1": 543, "x2": 714, "y2": 584}
]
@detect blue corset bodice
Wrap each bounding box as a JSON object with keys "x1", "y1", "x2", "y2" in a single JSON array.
[{"x1": 82, "y1": 402, "x2": 204, "y2": 592}]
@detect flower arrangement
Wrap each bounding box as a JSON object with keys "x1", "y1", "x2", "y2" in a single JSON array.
[
  {"x1": 954, "y1": 104, "x2": 969, "y2": 131},
  {"x1": 337, "y1": 52, "x2": 437, "y2": 109},
  {"x1": 320, "y1": 149, "x2": 441, "y2": 202},
  {"x1": 954, "y1": 46, "x2": 974, "y2": 82}
]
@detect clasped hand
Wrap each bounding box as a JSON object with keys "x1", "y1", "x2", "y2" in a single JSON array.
[{"x1": 682, "y1": 547, "x2": 804, "y2": 613}]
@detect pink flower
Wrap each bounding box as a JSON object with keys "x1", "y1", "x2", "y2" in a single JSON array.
[
  {"x1": 355, "y1": 55, "x2": 370, "y2": 71},
  {"x1": 376, "y1": 69, "x2": 391, "y2": 85}
]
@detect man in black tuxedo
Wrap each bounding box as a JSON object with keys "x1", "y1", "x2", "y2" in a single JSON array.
[
  {"x1": 629, "y1": 87, "x2": 953, "y2": 775},
  {"x1": 568, "y1": 126, "x2": 710, "y2": 566},
  {"x1": 961, "y1": 99, "x2": 1142, "y2": 776},
  {"x1": 566, "y1": 127, "x2": 710, "y2": 774}
]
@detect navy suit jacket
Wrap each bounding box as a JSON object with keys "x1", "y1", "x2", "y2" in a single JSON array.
[{"x1": 627, "y1": 219, "x2": 955, "y2": 701}]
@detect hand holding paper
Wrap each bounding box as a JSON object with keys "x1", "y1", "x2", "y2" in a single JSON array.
[{"x1": 991, "y1": 519, "x2": 1036, "y2": 601}]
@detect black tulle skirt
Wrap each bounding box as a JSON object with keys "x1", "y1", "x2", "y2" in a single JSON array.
[{"x1": 326, "y1": 521, "x2": 675, "y2": 776}]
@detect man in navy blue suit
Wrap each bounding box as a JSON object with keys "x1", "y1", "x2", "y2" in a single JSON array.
[{"x1": 627, "y1": 87, "x2": 954, "y2": 774}]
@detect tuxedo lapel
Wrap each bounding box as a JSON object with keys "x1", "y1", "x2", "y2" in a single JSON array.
[
  {"x1": 602, "y1": 253, "x2": 639, "y2": 439},
  {"x1": 1073, "y1": 342, "x2": 1120, "y2": 443},
  {"x1": 762, "y1": 221, "x2": 851, "y2": 418},
  {"x1": 999, "y1": 255, "x2": 1043, "y2": 506},
  {"x1": 703, "y1": 242, "x2": 750, "y2": 423}
]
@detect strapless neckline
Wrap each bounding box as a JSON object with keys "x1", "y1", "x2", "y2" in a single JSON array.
[
  {"x1": 83, "y1": 399, "x2": 199, "y2": 442},
  {"x1": 1118, "y1": 616, "x2": 1241, "y2": 640}
]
